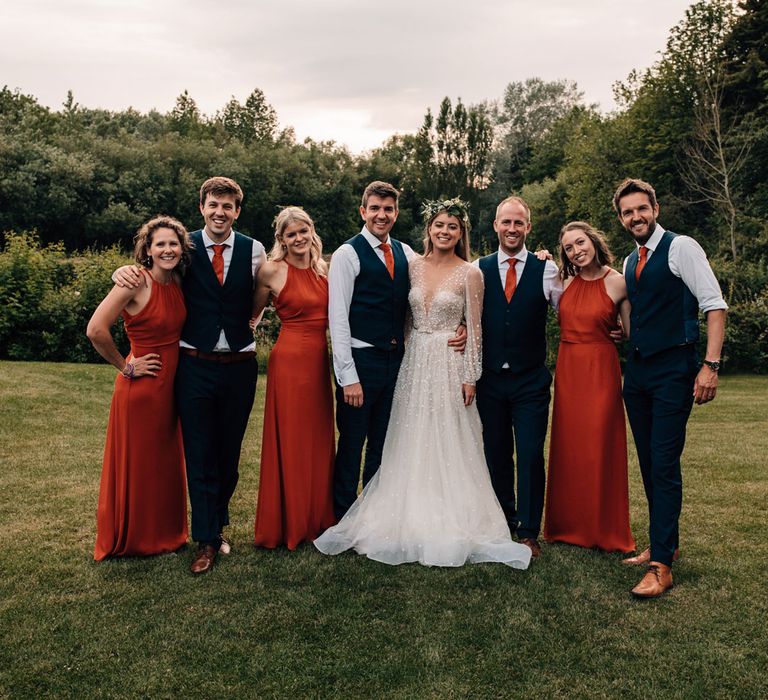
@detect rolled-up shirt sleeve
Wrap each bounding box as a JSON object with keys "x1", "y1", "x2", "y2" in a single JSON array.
[
  {"x1": 669, "y1": 236, "x2": 728, "y2": 314},
  {"x1": 328, "y1": 244, "x2": 360, "y2": 386},
  {"x1": 543, "y1": 259, "x2": 563, "y2": 310}
]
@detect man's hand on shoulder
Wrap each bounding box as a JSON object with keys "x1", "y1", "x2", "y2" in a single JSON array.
[
  {"x1": 113, "y1": 264, "x2": 145, "y2": 288},
  {"x1": 343, "y1": 382, "x2": 364, "y2": 408}
]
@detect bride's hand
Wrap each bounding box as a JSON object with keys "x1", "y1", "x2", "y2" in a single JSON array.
[{"x1": 462, "y1": 383, "x2": 475, "y2": 406}]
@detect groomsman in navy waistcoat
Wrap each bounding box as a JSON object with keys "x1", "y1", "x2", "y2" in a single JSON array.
[
  {"x1": 615, "y1": 178, "x2": 726, "y2": 598},
  {"x1": 475, "y1": 196, "x2": 562, "y2": 559},
  {"x1": 113, "y1": 177, "x2": 265, "y2": 574},
  {"x1": 328, "y1": 182, "x2": 466, "y2": 519}
]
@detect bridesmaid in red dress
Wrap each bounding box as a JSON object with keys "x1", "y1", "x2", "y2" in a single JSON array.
[
  {"x1": 544, "y1": 221, "x2": 635, "y2": 553},
  {"x1": 253, "y1": 206, "x2": 336, "y2": 549},
  {"x1": 87, "y1": 216, "x2": 191, "y2": 560}
]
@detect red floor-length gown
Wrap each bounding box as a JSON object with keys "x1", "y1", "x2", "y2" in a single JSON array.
[
  {"x1": 94, "y1": 272, "x2": 188, "y2": 560},
  {"x1": 544, "y1": 271, "x2": 635, "y2": 552},
  {"x1": 254, "y1": 263, "x2": 336, "y2": 549}
]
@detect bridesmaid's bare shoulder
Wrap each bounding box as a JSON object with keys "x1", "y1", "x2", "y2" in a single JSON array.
[{"x1": 603, "y1": 268, "x2": 627, "y2": 291}]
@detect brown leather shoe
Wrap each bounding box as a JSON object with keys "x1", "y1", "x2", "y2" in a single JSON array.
[
  {"x1": 190, "y1": 545, "x2": 217, "y2": 575},
  {"x1": 520, "y1": 537, "x2": 542, "y2": 558},
  {"x1": 623, "y1": 547, "x2": 680, "y2": 566},
  {"x1": 631, "y1": 562, "x2": 673, "y2": 598}
]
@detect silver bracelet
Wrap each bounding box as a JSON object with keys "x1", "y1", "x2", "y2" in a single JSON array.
[{"x1": 121, "y1": 361, "x2": 135, "y2": 379}]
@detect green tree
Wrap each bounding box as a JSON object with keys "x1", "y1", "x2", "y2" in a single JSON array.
[{"x1": 217, "y1": 88, "x2": 278, "y2": 144}]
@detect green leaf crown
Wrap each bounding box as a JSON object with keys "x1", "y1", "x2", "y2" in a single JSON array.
[{"x1": 421, "y1": 197, "x2": 471, "y2": 230}]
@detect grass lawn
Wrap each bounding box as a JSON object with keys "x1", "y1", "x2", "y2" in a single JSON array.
[{"x1": 0, "y1": 362, "x2": 766, "y2": 699}]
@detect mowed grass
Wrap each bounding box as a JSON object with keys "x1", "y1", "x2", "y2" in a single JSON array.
[{"x1": 0, "y1": 361, "x2": 766, "y2": 699}]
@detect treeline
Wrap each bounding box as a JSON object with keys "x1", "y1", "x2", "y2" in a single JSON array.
[{"x1": 1, "y1": 0, "x2": 767, "y2": 371}]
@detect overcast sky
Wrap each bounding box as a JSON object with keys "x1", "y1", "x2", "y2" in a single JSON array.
[{"x1": 2, "y1": 0, "x2": 694, "y2": 153}]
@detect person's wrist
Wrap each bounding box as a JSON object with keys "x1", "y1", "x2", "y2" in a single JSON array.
[
  {"x1": 702, "y1": 359, "x2": 721, "y2": 372},
  {"x1": 121, "y1": 361, "x2": 135, "y2": 379}
]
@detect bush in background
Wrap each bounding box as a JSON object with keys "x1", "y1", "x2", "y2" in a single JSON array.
[{"x1": 0, "y1": 232, "x2": 131, "y2": 362}]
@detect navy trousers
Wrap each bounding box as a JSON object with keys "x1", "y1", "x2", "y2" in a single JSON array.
[
  {"x1": 176, "y1": 353, "x2": 258, "y2": 546},
  {"x1": 476, "y1": 365, "x2": 552, "y2": 539},
  {"x1": 623, "y1": 345, "x2": 697, "y2": 566},
  {"x1": 333, "y1": 346, "x2": 403, "y2": 519}
]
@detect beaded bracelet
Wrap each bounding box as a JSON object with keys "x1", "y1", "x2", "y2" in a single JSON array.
[{"x1": 121, "y1": 361, "x2": 135, "y2": 379}]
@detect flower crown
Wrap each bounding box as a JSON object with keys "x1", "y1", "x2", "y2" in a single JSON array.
[{"x1": 421, "y1": 197, "x2": 471, "y2": 230}]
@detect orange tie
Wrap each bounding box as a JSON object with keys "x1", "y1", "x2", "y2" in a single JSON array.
[
  {"x1": 379, "y1": 242, "x2": 395, "y2": 279},
  {"x1": 635, "y1": 246, "x2": 648, "y2": 282},
  {"x1": 504, "y1": 258, "x2": 517, "y2": 302},
  {"x1": 212, "y1": 244, "x2": 226, "y2": 285}
]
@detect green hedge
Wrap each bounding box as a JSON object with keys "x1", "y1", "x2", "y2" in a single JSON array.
[
  {"x1": 1, "y1": 233, "x2": 765, "y2": 373},
  {"x1": 0, "y1": 232, "x2": 131, "y2": 363}
]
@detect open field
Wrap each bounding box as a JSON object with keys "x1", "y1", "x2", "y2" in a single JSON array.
[{"x1": 0, "y1": 362, "x2": 766, "y2": 699}]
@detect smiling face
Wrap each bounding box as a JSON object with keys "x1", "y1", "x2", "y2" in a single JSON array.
[
  {"x1": 561, "y1": 227, "x2": 597, "y2": 271},
  {"x1": 280, "y1": 219, "x2": 313, "y2": 259},
  {"x1": 617, "y1": 191, "x2": 659, "y2": 245},
  {"x1": 200, "y1": 192, "x2": 240, "y2": 241},
  {"x1": 427, "y1": 212, "x2": 464, "y2": 254},
  {"x1": 146, "y1": 227, "x2": 183, "y2": 270},
  {"x1": 360, "y1": 194, "x2": 398, "y2": 241},
  {"x1": 494, "y1": 201, "x2": 531, "y2": 257}
]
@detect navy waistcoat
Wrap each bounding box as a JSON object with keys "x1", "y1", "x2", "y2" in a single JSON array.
[
  {"x1": 625, "y1": 230, "x2": 699, "y2": 358},
  {"x1": 479, "y1": 252, "x2": 548, "y2": 373},
  {"x1": 347, "y1": 234, "x2": 409, "y2": 351},
  {"x1": 181, "y1": 230, "x2": 255, "y2": 352}
]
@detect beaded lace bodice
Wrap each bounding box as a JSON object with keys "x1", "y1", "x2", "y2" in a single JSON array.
[{"x1": 407, "y1": 257, "x2": 484, "y2": 384}]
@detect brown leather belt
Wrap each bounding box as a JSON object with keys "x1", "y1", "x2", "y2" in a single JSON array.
[{"x1": 180, "y1": 348, "x2": 256, "y2": 364}]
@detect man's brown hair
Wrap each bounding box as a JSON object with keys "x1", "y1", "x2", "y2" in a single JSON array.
[
  {"x1": 612, "y1": 178, "x2": 657, "y2": 214},
  {"x1": 361, "y1": 181, "x2": 400, "y2": 209},
  {"x1": 199, "y1": 176, "x2": 244, "y2": 208}
]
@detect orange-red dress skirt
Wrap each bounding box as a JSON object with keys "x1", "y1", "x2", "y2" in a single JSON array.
[
  {"x1": 544, "y1": 273, "x2": 635, "y2": 553},
  {"x1": 254, "y1": 264, "x2": 336, "y2": 549},
  {"x1": 94, "y1": 277, "x2": 188, "y2": 560}
]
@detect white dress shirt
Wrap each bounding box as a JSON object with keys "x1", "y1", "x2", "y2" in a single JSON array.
[
  {"x1": 328, "y1": 227, "x2": 417, "y2": 386},
  {"x1": 473, "y1": 246, "x2": 562, "y2": 309},
  {"x1": 179, "y1": 228, "x2": 265, "y2": 352},
  {"x1": 472, "y1": 246, "x2": 561, "y2": 369},
  {"x1": 621, "y1": 225, "x2": 727, "y2": 313}
]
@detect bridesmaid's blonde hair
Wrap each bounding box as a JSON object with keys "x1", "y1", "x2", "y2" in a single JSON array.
[{"x1": 269, "y1": 206, "x2": 328, "y2": 276}]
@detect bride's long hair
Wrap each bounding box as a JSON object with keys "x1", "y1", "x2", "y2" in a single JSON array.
[{"x1": 421, "y1": 197, "x2": 471, "y2": 261}]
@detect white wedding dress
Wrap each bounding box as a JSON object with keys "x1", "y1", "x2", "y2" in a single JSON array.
[{"x1": 314, "y1": 258, "x2": 531, "y2": 569}]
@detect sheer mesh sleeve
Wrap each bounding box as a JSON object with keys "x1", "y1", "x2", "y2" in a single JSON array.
[{"x1": 462, "y1": 264, "x2": 484, "y2": 384}]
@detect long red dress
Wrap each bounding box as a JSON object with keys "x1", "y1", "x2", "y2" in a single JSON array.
[
  {"x1": 544, "y1": 272, "x2": 635, "y2": 553},
  {"x1": 94, "y1": 273, "x2": 188, "y2": 560},
  {"x1": 254, "y1": 263, "x2": 336, "y2": 549}
]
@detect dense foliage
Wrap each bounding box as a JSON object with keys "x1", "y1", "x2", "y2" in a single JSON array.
[{"x1": 1, "y1": 0, "x2": 766, "y2": 370}]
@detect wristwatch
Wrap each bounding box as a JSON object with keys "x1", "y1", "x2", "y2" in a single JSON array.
[{"x1": 703, "y1": 359, "x2": 721, "y2": 372}]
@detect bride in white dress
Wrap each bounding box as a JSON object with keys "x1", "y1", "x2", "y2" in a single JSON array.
[{"x1": 314, "y1": 199, "x2": 531, "y2": 569}]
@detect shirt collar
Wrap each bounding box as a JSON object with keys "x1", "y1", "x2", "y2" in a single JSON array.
[
  {"x1": 638, "y1": 224, "x2": 665, "y2": 252},
  {"x1": 497, "y1": 245, "x2": 528, "y2": 265},
  {"x1": 361, "y1": 226, "x2": 390, "y2": 248},
  {"x1": 202, "y1": 228, "x2": 234, "y2": 248}
]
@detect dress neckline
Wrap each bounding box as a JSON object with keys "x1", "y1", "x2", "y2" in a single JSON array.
[
  {"x1": 146, "y1": 268, "x2": 174, "y2": 286},
  {"x1": 284, "y1": 259, "x2": 312, "y2": 272},
  {"x1": 576, "y1": 268, "x2": 611, "y2": 283}
]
